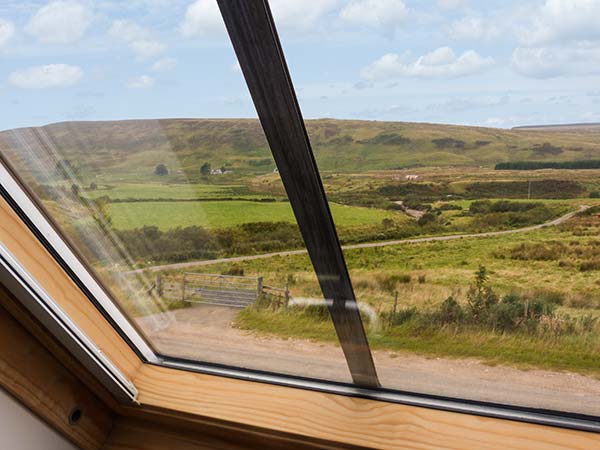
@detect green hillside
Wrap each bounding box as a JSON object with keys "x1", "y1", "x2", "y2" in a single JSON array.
[{"x1": 2, "y1": 118, "x2": 600, "y2": 179}]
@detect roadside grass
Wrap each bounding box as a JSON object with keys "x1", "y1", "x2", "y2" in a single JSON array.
[
  {"x1": 235, "y1": 307, "x2": 600, "y2": 375},
  {"x1": 368, "y1": 323, "x2": 600, "y2": 375},
  {"x1": 108, "y1": 200, "x2": 404, "y2": 230},
  {"x1": 236, "y1": 308, "x2": 339, "y2": 343}
]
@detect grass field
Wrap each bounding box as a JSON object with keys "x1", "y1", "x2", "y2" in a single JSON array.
[
  {"x1": 108, "y1": 200, "x2": 405, "y2": 230},
  {"x1": 84, "y1": 182, "x2": 246, "y2": 200}
]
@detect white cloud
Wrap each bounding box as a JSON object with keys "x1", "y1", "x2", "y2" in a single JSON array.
[
  {"x1": 151, "y1": 57, "x2": 176, "y2": 72},
  {"x1": 362, "y1": 47, "x2": 494, "y2": 80},
  {"x1": 180, "y1": 0, "x2": 224, "y2": 37},
  {"x1": 9, "y1": 64, "x2": 83, "y2": 89},
  {"x1": 445, "y1": 15, "x2": 500, "y2": 40},
  {"x1": 519, "y1": 0, "x2": 600, "y2": 45},
  {"x1": 25, "y1": 0, "x2": 93, "y2": 44},
  {"x1": 109, "y1": 19, "x2": 166, "y2": 61},
  {"x1": 340, "y1": 0, "x2": 407, "y2": 35},
  {"x1": 510, "y1": 1, "x2": 600, "y2": 79},
  {"x1": 128, "y1": 75, "x2": 155, "y2": 88},
  {"x1": 180, "y1": 0, "x2": 336, "y2": 37},
  {"x1": 270, "y1": 0, "x2": 337, "y2": 30},
  {"x1": 511, "y1": 46, "x2": 600, "y2": 78},
  {"x1": 430, "y1": 96, "x2": 509, "y2": 112},
  {"x1": 437, "y1": 0, "x2": 466, "y2": 9},
  {"x1": 0, "y1": 19, "x2": 15, "y2": 48}
]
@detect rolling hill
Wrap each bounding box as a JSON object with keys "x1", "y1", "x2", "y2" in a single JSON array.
[{"x1": 2, "y1": 118, "x2": 600, "y2": 180}]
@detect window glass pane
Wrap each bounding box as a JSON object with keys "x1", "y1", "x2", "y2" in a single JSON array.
[
  {"x1": 274, "y1": 1, "x2": 600, "y2": 415},
  {"x1": 0, "y1": 0, "x2": 350, "y2": 382}
]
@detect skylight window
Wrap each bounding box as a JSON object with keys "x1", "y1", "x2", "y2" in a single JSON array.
[{"x1": 1, "y1": 0, "x2": 600, "y2": 430}]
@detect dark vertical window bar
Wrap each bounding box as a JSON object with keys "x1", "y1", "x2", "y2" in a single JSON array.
[{"x1": 216, "y1": 0, "x2": 379, "y2": 387}]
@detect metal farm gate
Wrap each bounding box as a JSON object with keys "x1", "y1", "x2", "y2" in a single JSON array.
[{"x1": 177, "y1": 273, "x2": 262, "y2": 308}]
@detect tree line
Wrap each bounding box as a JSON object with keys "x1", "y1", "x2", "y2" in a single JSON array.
[{"x1": 495, "y1": 160, "x2": 600, "y2": 170}]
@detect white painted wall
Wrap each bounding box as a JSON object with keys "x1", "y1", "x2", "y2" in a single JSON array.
[{"x1": 0, "y1": 388, "x2": 79, "y2": 450}]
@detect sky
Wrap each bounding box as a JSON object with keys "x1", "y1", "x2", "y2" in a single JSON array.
[{"x1": 0, "y1": 0, "x2": 600, "y2": 130}]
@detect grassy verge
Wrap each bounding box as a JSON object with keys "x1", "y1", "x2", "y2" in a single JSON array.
[{"x1": 235, "y1": 304, "x2": 600, "y2": 376}]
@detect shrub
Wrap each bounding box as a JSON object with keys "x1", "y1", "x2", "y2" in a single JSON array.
[
  {"x1": 435, "y1": 296, "x2": 463, "y2": 324},
  {"x1": 489, "y1": 295, "x2": 524, "y2": 331},
  {"x1": 222, "y1": 265, "x2": 244, "y2": 276},
  {"x1": 417, "y1": 212, "x2": 436, "y2": 226},
  {"x1": 387, "y1": 307, "x2": 418, "y2": 326},
  {"x1": 466, "y1": 265, "x2": 498, "y2": 319},
  {"x1": 464, "y1": 180, "x2": 585, "y2": 199},
  {"x1": 432, "y1": 138, "x2": 465, "y2": 149},
  {"x1": 200, "y1": 162, "x2": 211, "y2": 175},
  {"x1": 360, "y1": 133, "x2": 411, "y2": 146},
  {"x1": 434, "y1": 203, "x2": 463, "y2": 211},
  {"x1": 469, "y1": 200, "x2": 492, "y2": 214},
  {"x1": 418, "y1": 274, "x2": 426, "y2": 284},
  {"x1": 508, "y1": 242, "x2": 565, "y2": 261},
  {"x1": 580, "y1": 260, "x2": 600, "y2": 272},
  {"x1": 532, "y1": 142, "x2": 563, "y2": 156},
  {"x1": 291, "y1": 303, "x2": 330, "y2": 321},
  {"x1": 154, "y1": 163, "x2": 168, "y2": 176},
  {"x1": 377, "y1": 273, "x2": 411, "y2": 292}
]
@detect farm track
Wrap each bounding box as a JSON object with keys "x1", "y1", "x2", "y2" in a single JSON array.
[
  {"x1": 137, "y1": 303, "x2": 600, "y2": 416},
  {"x1": 126, "y1": 205, "x2": 589, "y2": 275}
]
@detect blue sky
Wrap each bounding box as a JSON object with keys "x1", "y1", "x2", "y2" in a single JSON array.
[{"x1": 1, "y1": 0, "x2": 599, "y2": 130}]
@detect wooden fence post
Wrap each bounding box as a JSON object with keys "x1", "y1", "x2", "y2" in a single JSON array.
[
  {"x1": 284, "y1": 282, "x2": 290, "y2": 308},
  {"x1": 257, "y1": 276, "x2": 263, "y2": 297},
  {"x1": 392, "y1": 291, "x2": 398, "y2": 325},
  {"x1": 181, "y1": 274, "x2": 186, "y2": 302},
  {"x1": 156, "y1": 274, "x2": 163, "y2": 298}
]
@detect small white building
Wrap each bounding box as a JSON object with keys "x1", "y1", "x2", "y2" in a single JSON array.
[{"x1": 210, "y1": 168, "x2": 233, "y2": 175}]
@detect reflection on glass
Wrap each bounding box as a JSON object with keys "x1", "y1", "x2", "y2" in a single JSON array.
[
  {"x1": 273, "y1": 1, "x2": 600, "y2": 415},
  {"x1": 0, "y1": 0, "x2": 350, "y2": 383}
]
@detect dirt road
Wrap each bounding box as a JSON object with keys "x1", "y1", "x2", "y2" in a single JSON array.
[
  {"x1": 136, "y1": 303, "x2": 600, "y2": 416},
  {"x1": 126, "y1": 205, "x2": 589, "y2": 274}
]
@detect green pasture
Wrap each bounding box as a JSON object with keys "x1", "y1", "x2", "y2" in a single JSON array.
[{"x1": 108, "y1": 200, "x2": 403, "y2": 230}]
